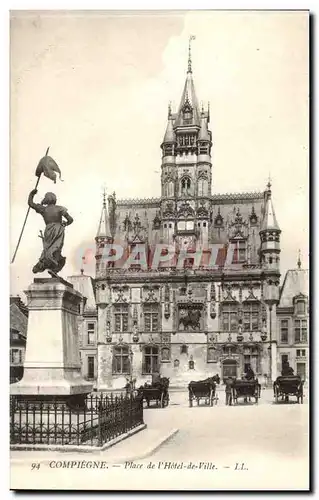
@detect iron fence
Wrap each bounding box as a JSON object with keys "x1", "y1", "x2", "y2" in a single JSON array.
[{"x1": 10, "y1": 392, "x2": 144, "y2": 447}]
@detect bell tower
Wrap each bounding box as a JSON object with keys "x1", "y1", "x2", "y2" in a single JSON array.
[{"x1": 160, "y1": 36, "x2": 213, "y2": 251}]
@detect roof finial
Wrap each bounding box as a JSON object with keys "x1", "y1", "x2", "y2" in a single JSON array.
[
  {"x1": 168, "y1": 101, "x2": 172, "y2": 118},
  {"x1": 188, "y1": 35, "x2": 196, "y2": 73},
  {"x1": 81, "y1": 255, "x2": 85, "y2": 275},
  {"x1": 297, "y1": 249, "x2": 302, "y2": 270},
  {"x1": 102, "y1": 186, "x2": 107, "y2": 208},
  {"x1": 267, "y1": 173, "x2": 272, "y2": 191}
]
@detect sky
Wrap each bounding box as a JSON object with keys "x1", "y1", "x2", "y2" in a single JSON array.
[{"x1": 10, "y1": 10, "x2": 309, "y2": 299}]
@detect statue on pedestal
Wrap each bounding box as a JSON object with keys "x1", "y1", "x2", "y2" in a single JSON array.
[{"x1": 28, "y1": 189, "x2": 73, "y2": 275}]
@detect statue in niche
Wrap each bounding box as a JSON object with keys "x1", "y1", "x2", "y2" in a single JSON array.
[{"x1": 178, "y1": 308, "x2": 201, "y2": 331}]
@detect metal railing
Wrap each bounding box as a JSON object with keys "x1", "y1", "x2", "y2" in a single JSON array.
[{"x1": 10, "y1": 393, "x2": 144, "y2": 447}]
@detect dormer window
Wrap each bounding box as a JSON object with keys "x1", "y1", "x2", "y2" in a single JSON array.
[
  {"x1": 293, "y1": 294, "x2": 307, "y2": 316},
  {"x1": 232, "y1": 240, "x2": 247, "y2": 263},
  {"x1": 295, "y1": 299, "x2": 306, "y2": 315},
  {"x1": 182, "y1": 100, "x2": 193, "y2": 125}
]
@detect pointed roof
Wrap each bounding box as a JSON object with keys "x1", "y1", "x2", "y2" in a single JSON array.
[
  {"x1": 96, "y1": 189, "x2": 111, "y2": 239},
  {"x1": 261, "y1": 183, "x2": 280, "y2": 232},
  {"x1": 163, "y1": 110, "x2": 176, "y2": 144},
  {"x1": 174, "y1": 38, "x2": 200, "y2": 128},
  {"x1": 279, "y1": 268, "x2": 309, "y2": 307},
  {"x1": 67, "y1": 274, "x2": 97, "y2": 312},
  {"x1": 174, "y1": 72, "x2": 201, "y2": 127},
  {"x1": 10, "y1": 303, "x2": 28, "y2": 338}
]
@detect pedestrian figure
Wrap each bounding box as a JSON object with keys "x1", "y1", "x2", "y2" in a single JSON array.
[{"x1": 225, "y1": 377, "x2": 233, "y2": 406}]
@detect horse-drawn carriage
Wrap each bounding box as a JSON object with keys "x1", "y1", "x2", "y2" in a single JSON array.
[
  {"x1": 273, "y1": 375, "x2": 304, "y2": 404},
  {"x1": 137, "y1": 377, "x2": 170, "y2": 408},
  {"x1": 188, "y1": 375, "x2": 220, "y2": 407},
  {"x1": 226, "y1": 378, "x2": 261, "y2": 405}
]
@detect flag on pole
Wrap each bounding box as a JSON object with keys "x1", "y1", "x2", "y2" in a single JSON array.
[{"x1": 35, "y1": 155, "x2": 64, "y2": 183}]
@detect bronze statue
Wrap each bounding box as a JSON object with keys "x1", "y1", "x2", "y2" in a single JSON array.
[{"x1": 28, "y1": 188, "x2": 73, "y2": 275}]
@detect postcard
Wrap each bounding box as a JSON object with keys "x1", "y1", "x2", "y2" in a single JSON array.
[{"x1": 10, "y1": 9, "x2": 309, "y2": 491}]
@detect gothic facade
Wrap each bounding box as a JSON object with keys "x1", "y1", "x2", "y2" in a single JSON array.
[{"x1": 94, "y1": 51, "x2": 283, "y2": 390}]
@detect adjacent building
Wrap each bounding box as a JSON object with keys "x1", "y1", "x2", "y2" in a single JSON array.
[
  {"x1": 277, "y1": 256, "x2": 309, "y2": 382},
  {"x1": 10, "y1": 296, "x2": 28, "y2": 383},
  {"x1": 67, "y1": 270, "x2": 98, "y2": 382}
]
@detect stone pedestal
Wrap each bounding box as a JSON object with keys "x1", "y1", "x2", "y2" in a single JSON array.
[{"x1": 11, "y1": 278, "x2": 93, "y2": 400}]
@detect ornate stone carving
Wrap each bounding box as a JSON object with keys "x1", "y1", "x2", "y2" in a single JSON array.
[
  {"x1": 164, "y1": 283, "x2": 170, "y2": 319},
  {"x1": 143, "y1": 285, "x2": 159, "y2": 302},
  {"x1": 177, "y1": 201, "x2": 194, "y2": 218},
  {"x1": 113, "y1": 286, "x2": 129, "y2": 303},
  {"x1": 244, "y1": 282, "x2": 259, "y2": 302},
  {"x1": 197, "y1": 200, "x2": 209, "y2": 217},
  {"x1": 153, "y1": 212, "x2": 161, "y2": 230},
  {"x1": 210, "y1": 283, "x2": 216, "y2": 319},
  {"x1": 178, "y1": 303, "x2": 203, "y2": 331},
  {"x1": 223, "y1": 284, "x2": 237, "y2": 302},
  {"x1": 214, "y1": 207, "x2": 224, "y2": 227}
]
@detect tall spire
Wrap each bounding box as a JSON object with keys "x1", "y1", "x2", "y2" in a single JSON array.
[
  {"x1": 174, "y1": 36, "x2": 200, "y2": 127},
  {"x1": 188, "y1": 35, "x2": 196, "y2": 74},
  {"x1": 96, "y1": 187, "x2": 111, "y2": 239}
]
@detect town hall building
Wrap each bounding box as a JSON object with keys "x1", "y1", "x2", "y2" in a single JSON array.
[{"x1": 91, "y1": 44, "x2": 284, "y2": 390}]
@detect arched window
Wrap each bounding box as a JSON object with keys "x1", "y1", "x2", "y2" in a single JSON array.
[
  {"x1": 181, "y1": 177, "x2": 191, "y2": 196},
  {"x1": 198, "y1": 178, "x2": 208, "y2": 196}
]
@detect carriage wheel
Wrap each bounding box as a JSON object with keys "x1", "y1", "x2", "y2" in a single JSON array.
[{"x1": 160, "y1": 393, "x2": 164, "y2": 408}]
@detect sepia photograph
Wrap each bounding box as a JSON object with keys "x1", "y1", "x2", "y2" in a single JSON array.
[{"x1": 9, "y1": 9, "x2": 309, "y2": 491}]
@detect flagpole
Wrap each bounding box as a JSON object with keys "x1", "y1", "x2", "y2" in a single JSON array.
[{"x1": 11, "y1": 147, "x2": 50, "y2": 264}]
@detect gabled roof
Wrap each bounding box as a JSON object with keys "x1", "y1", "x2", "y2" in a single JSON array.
[
  {"x1": 10, "y1": 303, "x2": 27, "y2": 338},
  {"x1": 278, "y1": 269, "x2": 309, "y2": 307},
  {"x1": 67, "y1": 275, "x2": 97, "y2": 313}
]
